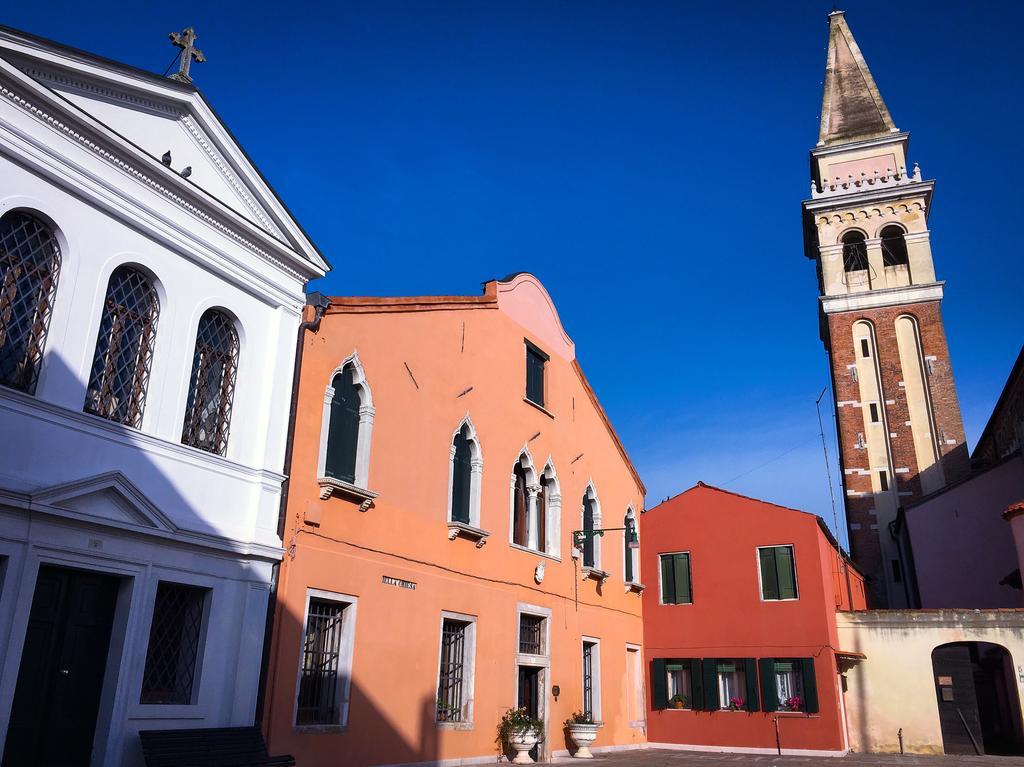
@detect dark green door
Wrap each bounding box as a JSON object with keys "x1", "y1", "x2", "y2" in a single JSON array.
[{"x1": 3, "y1": 566, "x2": 119, "y2": 767}]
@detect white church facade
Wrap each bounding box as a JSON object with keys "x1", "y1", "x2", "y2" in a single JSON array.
[{"x1": 0, "y1": 25, "x2": 326, "y2": 767}]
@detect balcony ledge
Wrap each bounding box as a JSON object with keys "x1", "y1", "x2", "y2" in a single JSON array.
[
  {"x1": 448, "y1": 521, "x2": 490, "y2": 547},
  {"x1": 317, "y1": 476, "x2": 378, "y2": 511}
]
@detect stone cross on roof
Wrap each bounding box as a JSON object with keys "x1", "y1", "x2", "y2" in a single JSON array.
[{"x1": 168, "y1": 27, "x2": 205, "y2": 83}]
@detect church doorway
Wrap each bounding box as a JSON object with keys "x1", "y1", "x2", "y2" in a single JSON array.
[
  {"x1": 932, "y1": 642, "x2": 1024, "y2": 756},
  {"x1": 2, "y1": 565, "x2": 120, "y2": 767}
]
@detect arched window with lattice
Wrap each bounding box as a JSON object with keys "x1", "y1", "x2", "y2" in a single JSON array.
[
  {"x1": 181, "y1": 309, "x2": 240, "y2": 455},
  {"x1": 84, "y1": 265, "x2": 160, "y2": 427},
  {"x1": 0, "y1": 211, "x2": 62, "y2": 394}
]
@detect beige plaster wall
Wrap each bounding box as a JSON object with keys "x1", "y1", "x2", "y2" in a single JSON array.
[{"x1": 837, "y1": 610, "x2": 1024, "y2": 754}]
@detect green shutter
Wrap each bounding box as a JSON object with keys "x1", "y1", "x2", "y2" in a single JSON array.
[
  {"x1": 660, "y1": 555, "x2": 675, "y2": 604},
  {"x1": 801, "y1": 658, "x2": 819, "y2": 714},
  {"x1": 702, "y1": 658, "x2": 719, "y2": 711},
  {"x1": 689, "y1": 658, "x2": 704, "y2": 710},
  {"x1": 759, "y1": 658, "x2": 778, "y2": 712},
  {"x1": 651, "y1": 659, "x2": 668, "y2": 710},
  {"x1": 744, "y1": 658, "x2": 760, "y2": 711},
  {"x1": 674, "y1": 553, "x2": 691, "y2": 604},
  {"x1": 776, "y1": 546, "x2": 797, "y2": 600},
  {"x1": 759, "y1": 548, "x2": 779, "y2": 600}
]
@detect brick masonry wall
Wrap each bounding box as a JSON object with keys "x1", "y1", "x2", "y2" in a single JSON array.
[{"x1": 827, "y1": 300, "x2": 970, "y2": 605}]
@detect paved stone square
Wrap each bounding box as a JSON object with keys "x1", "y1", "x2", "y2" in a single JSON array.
[{"x1": 551, "y1": 748, "x2": 1024, "y2": 766}]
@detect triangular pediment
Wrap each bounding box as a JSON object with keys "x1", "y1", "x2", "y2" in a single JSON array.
[
  {"x1": 0, "y1": 25, "x2": 328, "y2": 275},
  {"x1": 32, "y1": 472, "x2": 176, "y2": 532}
]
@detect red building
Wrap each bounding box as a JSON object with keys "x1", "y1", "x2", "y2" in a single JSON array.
[{"x1": 641, "y1": 483, "x2": 867, "y2": 756}]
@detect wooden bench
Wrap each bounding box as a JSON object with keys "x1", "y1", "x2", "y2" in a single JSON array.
[{"x1": 140, "y1": 726, "x2": 295, "y2": 767}]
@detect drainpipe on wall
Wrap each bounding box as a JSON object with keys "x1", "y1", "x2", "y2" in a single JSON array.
[{"x1": 254, "y1": 291, "x2": 330, "y2": 726}]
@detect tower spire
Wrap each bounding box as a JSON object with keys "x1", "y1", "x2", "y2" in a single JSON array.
[{"x1": 818, "y1": 11, "x2": 897, "y2": 146}]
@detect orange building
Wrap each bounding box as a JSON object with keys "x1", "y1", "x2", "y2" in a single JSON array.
[{"x1": 261, "y1": 274, "x2": 647, "y2": 766}]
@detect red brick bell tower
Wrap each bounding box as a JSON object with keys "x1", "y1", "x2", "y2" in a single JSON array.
[{"x1": 802, "y1": 11, "x2": 970, "y2": 607}]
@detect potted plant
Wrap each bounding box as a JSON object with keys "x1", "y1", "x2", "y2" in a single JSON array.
[
  {"x1": 497, "y1": 707, "x2": 544, "y2": 764},
  {"x1": 728, "y1": 697, "x2": 744, "y2": 711},
  {"x1": 564, "y1": 711, "x2": 600, "y2": 759},
  {"x1": 670, "y1": 694, "x2": 686, "y2": 710},
  {"x1": 783, "y1": 695, "x2": 803, "y2": 712}
]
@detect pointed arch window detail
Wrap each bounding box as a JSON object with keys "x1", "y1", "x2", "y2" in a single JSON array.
[
  {"x1": 326, "y1": 366, "x2": 361, "y2": 483},
  {"x1": 181, "y1": 309, "x2": 239, "y2": 455},
  {"x1": 512, "y1": 462, "x2": 529, "y2": 546},
  {"x1": 581, "y1": 486, "x2": 602, "y2": 570},
  {"x1": 447, "y1": 418, "x2": 485, "y2": 542},
  {"x1": 451, "y1": 425, "x2": 474, "y2": 525},
  {"x1": 624, "y1": 509, "x2": 639, "y2": 584},
  {"x1": 85, "y1": 265, "x2": 159, "y2": 427},
  {"x1": 317, "y1": 354, "x2": 376, "y2": 505},
  {"x1": 0, "y1": 211, "x2": 62, "y2": 394}
]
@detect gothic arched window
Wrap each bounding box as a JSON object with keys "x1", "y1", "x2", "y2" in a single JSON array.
[
  {"x1": 325, "y1": 364, "x2": 362, "y2": 483},
  {"x1": 318, "y1": 354, "x2": 375, "y2": 491},
  {"x1": 582, "y1": 487, "x2": 601, "y2": 569},
  {"x1": 841, "y1": 230, "x2": 869, "y2": 273},
  {"x1": 624, "y1": 509, "x2": 639, "y2": 583},
  {"x1": 451, "y1": 424, "x2": 474, "y2": 524},
  {"x1": 181, "y1": 309, "x2": 239, "y2": 455},
  {"x1": 85, "y1": 265, "x2": 159, "y2": 427},
  {"x1": 0, "y1": 211, "x2": 62, "y2": 394},
  {"x1": 512, "y1": 462, "x2": 529, "y2": 546},
  {"x1": 880, "y1": 225, "x2": 909, "y2": 267}
]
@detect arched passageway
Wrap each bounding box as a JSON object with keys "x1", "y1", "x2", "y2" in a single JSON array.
[{"x1": 932, "y1": 642, "x2": 1024, "y2": 755}]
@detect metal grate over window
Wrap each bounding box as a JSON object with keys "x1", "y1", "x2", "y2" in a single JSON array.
[
  {"x1": 436, "y1": 619, "x2": 468, "y2": 722},
  {"x1": 0, "y1": 212, "x2": 62, "y2": 394},
  {"x1": 181, "y1": 309, "x2": 239, "y2": 455},
  {"x1": 518, "y1": 614, "x2": 544, "y2": 655},
  {"x1": 85, "y1": 266, "x2": 159, "y2": 427},
  {"x1": 297, "y1": 598, "x2": 347, "y2": 725},
  {"x1": 140, "y1": 582, "x2": 207, "y2": 705},
  {"x1": 583, "y1": 641, "x2": 596, "y2": 718}
]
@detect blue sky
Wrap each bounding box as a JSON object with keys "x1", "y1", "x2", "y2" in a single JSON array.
[{"x1": 8, "y1": 1, "x2": 1022, "y2": 546}]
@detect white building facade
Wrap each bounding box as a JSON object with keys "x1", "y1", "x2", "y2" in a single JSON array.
[{"x1": 0, "y1": 26, "x2": 326, "y2": 767}]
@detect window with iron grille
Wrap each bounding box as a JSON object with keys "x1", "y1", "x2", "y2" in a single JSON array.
[
  {"x1": 525, "y1": 341, "x2": 548, "y2": 407},
  {"x1": 436, "y1": 619, "x2": 470, "y2": 722},
  {"x1": 0, "y1": 211, "x2": 62, "y2": 395},
  {"x1": 518, "y1": 614, "x2": 544, "y2": 655},
  {"x1": 181, "y1": 309, "x2": 239, "y2": 455},
  {"x1": 140, "y1": 582, "x2": 207, "y2": 704},
  {"x1": 85, "y1": 266, "x2": 159, "y2": 427},
  {"x1": 583, "y1": 641, "x2": 596, "y2": 719},
  {"x1": 297, "y1": 598, "x2": 348, "y2": 725}
]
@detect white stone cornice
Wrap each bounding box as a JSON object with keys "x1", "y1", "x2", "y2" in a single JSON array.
[
  {"x1": 803, "y1": 179, "x2": 933, "y2": 213},
  {"x1": 820, "y1": 282, "x2": 944, "y2": 314}
]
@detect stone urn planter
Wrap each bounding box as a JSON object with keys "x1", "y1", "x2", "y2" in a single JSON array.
[
  {"x1": 507, "y1": 729, "x2": 541, "y2": 764},
  {"x1": 566, "y1": 722, "x2": 600, "y2": 759}
]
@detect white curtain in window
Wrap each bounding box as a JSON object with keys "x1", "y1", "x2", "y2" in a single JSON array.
[{"x1": 717, "y1": 662, "x2": 745, "y2": 708}]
